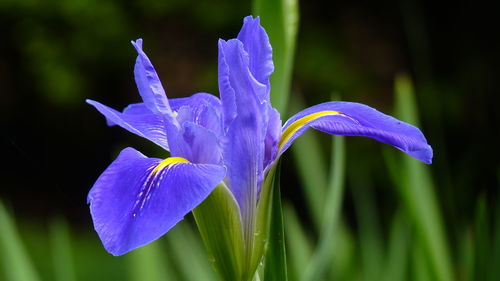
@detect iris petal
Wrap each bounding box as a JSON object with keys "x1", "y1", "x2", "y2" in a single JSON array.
[
  {"x1": 280, "y1": 101, "x2": 433, "y2": 164},
  {"x1": 237, "y1": 16, "x2": 274, "y2": 102},
  {"x1": 170, "y1": 122, "x2": 223, "y2": 165},
  {"x1": 218, "y1": 39, "x2": 265, "y2": 230},
  {"x1": 169, "y1": 92, "x2": 222, "y2": 113},
  {"x1": 169, "y1": 93, "x2": 223, "y2": 136},
  {"x1": 88, "y1": 147, "x2": 226, "y2": 256},
  {"x1": 86, "y1": 99, "x2": 170, "y2": 150},
  {"x1": 263, "y1": 105, "x2": 281, "y2": 170},
  {"x1": 131, "y1": 39, "x2": 173, "y2": 115}
]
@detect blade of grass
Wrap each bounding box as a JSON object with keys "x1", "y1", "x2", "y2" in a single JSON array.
[
  {"x1": 458, "y1": 226, "x2": 474, "y2": 281},
  {"x1": 263, "y1": 161, "x2": 288, "y2": 281},
  {"x1": 127, "y1": 241, "x2": 172, "y2": 281},
  {"x1": 289, "y1": 94, "x2": 329, "y2": 229},
  {"x1": 0, "y1": 202, "x2": 41, "y2": 281},
  {"x1": 486, "y1": 190, "x2": 500, "y2": 281},
  {"x1": 283, "y1": 204, "x2": 313, "y2": 281},
  {"x1": 49, "y1": 217, "x2": 76, "y2": 281},
  {"x1": 473, "y1": 196, "x2": 489, "y2": 281},
  {"x1": 302, "y1": 134, "x2": 345, "y2": 281},
  {"x1": 328, "y1": 221, "x2": 356, "y2": 281},
  {"x1": 167, "y1": 221, "x2": 217, "y2": 281},
  {"x1": 252, "y1": 0, "x2": 299, "y2": 113},
  {"x1": 413, "y1": 241, "x2": 432, "y2": 281},
  {"x1": 384, "y1": 210, "x2": 411, "y2": 281},
  {"x1": 350, "y1": 176, "x2": 384, "y2": 281},
  {"x1": 390, "y1": 74, "x2": 453, "y2": 281}
]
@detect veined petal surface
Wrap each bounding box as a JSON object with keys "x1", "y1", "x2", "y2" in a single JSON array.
[
  {"x1": 169, "y1": 93, "x2": 223, "y2": 137},
  {"x1": 88, "y1": 147, "x2": 226, "y2": 256},
  {"x1": 237, "y1": 16, "x2": 274, "y2": 102},
  {"x1": 131, "y1": 39, "x2": 173, "y2": 115},
  {"x1": 86, "y1": 99, "x2": 170, "y2": 150},
  {"x1": 280, "y1": 101, "x2": 433, "y2": 164},
  {"x1": 170, "y1": 122, "x2": 223, "y2": 165},
  {"x1": 219, "y1": 39, "x2": 265, "y2": 232}
]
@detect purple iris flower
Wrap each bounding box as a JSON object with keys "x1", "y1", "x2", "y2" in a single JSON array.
[{"x1": 87, "y1": 16, "x2": 432, "y2": 256}]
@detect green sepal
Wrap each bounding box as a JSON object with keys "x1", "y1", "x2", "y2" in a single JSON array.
[
  {"x1": 193, "y1": 183, "x2": 245, "y2": 281},
  {"x1": 248, "y1": 162, "x2": 278, "y2": 278}
]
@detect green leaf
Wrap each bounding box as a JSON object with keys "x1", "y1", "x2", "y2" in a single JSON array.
[
  {"x1": 252, "y1": 0, "x2": 299, "y2": 113},
  {"x1": 193, "y1": 183, "x2": 245, "y2": 281},
  {"x1": 127, "y1": 241, "x2": 172, "y2": 281},
  {"x1": 49, "y1": 218, "x2": 76, "y2": 281},
  {"x1": 167, "y1": 222, "x2": 217, "y2": 281},
  {"x1": 391, "y1": 74, "x2": 453, "y2": 281},
  {"x1": 350, "y1": 176, "x2": 384, "y2": 281},
  {"x1": 473, "y1": 196, "x2": 489, "y2": 281},
  {"x1": 302, "y1": 135, "x2": 345, "y2": 281},
  {"x1": 384, "y1": 210, "x2": 411, "y2": 281},
  {"x1": 289, "y1": 95, "x2": 328, "y2": 230},
  {"x1": 283, "y1": 204, "x2": 312, "y2": 281},
  {"x1": 0, "y1": 202, "x2": 40, "y2": 281},
  {"x1": 262, "y1": 161, "x2": 288, "y2": 281}
]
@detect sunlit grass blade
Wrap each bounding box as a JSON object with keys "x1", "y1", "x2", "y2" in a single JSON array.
[
  {"x1": 328, "y1": 221, "x2": 356, "y2": 280},
  {"x1": 412, "y1": 241, "x2": 432, "y2": 281},
  {"x1": 283, "y1": 204, "x2": 313, "y2": 281},
  {"x1": 0, "y1": 202, "x2": 41, "y2": 281},
  {"x1": 252, "y1": 0, "x2": 299, "y2": 113},
  {"x1": 262, "y1": 161, "x2": 288, "y2": 281},
  {"x1": 166, "y1": 221, "x2": 217, "y2": 281},
  {"x1": 289, "y1": 95, "x2": 328, "y2": 229},
  {"x1": 49, "y1": 217, "x2": 76, "y2": 281},
  {"x1": 486, "y1": 191, "x2": 500, "y2": 281},
  {"x1": 473, "y1": 196, "x2": 489, "y2": 281},
  {"x1": 350, "y1": 176, "x2": 384, "y2": 281},
  {"x1": 388, "y1": 74, "x2": 453, "y2": 281},
  {"x1": 127, "y1": 241, "x2": 172, "y2": 281},
  {"x1": 458, "y1": 228, "x2": 474, "y2": 281},
  {"x1": 302, "y1": 135, "x2": 345, "y2": 281},
  {"x1": 384, "y1": 210, "x2": 411, "y2": 281}
]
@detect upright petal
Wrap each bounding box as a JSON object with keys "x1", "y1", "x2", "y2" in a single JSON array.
[
  {"x1": 218, "y1": 39, "x2": 265, "y2": 232},
  {"x1": 280, "y1": 102, "x2": 433, "y2": 164},
  {"x1": 131, "y1": 39, "x2": 173, "y2": 115},
  {"x1": 88, "y1": 147, "x2": 226, "y2": 256},
  {"x1": 87, "y1": 99, "x2": 170, "y2": 150},
  {"x1": 237, "y1": 16, "x2": 274, "y2": 102},
  {"x1": 218, "y1": 39, "x2": 237, "y2": 130}
]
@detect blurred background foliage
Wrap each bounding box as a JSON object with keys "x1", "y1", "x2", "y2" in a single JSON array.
[{"x1": 1, "y1": 0, "x2": 498, "y2": 280}]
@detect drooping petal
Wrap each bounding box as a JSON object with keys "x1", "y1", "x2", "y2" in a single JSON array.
[
  {"x1": 87, "y1": 99, "x2": 170, "y2": 150},
  {"x1": 280, "y1": 102, "x2": 433, "y2": 164},
  {"x1": 88, "y1": 147, "x2": 226, "y2": 256},
  {"x1": 237, "y1": 16, "x2": 274, "y2": 102},
  {"x1": 219, "y1": 39, "x2": 266, "y2": 231},
  {"x1": 131, "y1": 39, "x2": 173, "y2": 115}
]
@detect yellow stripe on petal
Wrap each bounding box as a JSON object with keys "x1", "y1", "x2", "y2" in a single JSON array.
[
  {"x1": 152, "y1": 157, "x2": 190, "y2": 175},
  {"x1": 279, "y1": 110, "x2": 342, "y2": 151}
]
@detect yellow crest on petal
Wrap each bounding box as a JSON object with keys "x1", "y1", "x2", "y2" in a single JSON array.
[
  {"x1": 279, "y1": 110, "x2": 342, "y2": 151},
  {"x1": 152, "y1": 157, "x2": 190, "y2": 175}
]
